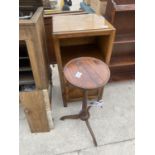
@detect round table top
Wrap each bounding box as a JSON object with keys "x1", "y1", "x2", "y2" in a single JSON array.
[{"x1": 63, "y1": 57, "x2": 110, "y2": 90}]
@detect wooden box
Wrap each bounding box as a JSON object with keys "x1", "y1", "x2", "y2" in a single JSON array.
[
  {"x1": 52, "y1": 14, "x2": 115, "y2": 107},
  {"x1": 105, "y1": 0, "x2": 135, "y2": 81}
]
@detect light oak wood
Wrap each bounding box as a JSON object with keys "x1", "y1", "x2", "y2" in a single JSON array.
[
  {"x1": 19, "y1": 7, "x2": 50, "y2": 89},
  {"x1": 44, "y1": 11, "x2": 88, "y2": 64},
  {"x1": 53, "y1": 14, "x2": 109, "y2": 33},
  {"x1": 19, "y1": 7, "x2": 52, "y2": 132},
  {"x1": 20, "y1": 90, "x2": 50, "y2": 132},
  {"x1": 53, "y1": 14, "x2": 115, "y2": 38}
]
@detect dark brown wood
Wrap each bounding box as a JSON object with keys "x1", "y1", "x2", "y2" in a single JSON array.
[
  {"x1": 60, "y1": 57, "x2": 110, "y2": 146},
  {"x1": 52, "y1": 14, "x2": 115, "y2": 105},
  {"x1": 105, "y1": 0, "x2": 135, "y2": 81},
  {"x1": 44, "y1": 16, "x2": 56, "y2": 64},
  {"x1": 64, "y1": 57, "x2": 110, "y2": 90},
  {"x1": 97, "y1": 87, "x2": 104, "y2": 101},
  {"x1": 19, "y1": 72, "x2": 34, "y2": 85},
  {"x1": 85, "y1": 119, "x2": 97, "y2": 146},
  {"x1": 110, "y1": 64, "x2": 135, "y2": 82},
  {"x1": 19, "y1": 0, "x2": 51, "y2": 9},
  {"x1": 60, "y1": 89, "x2": 97, "y2": 146}
]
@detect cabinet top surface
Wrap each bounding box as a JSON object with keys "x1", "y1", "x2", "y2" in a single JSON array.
[{"x1": 53, "y1": 14, "x2": 115, "y2": 37}]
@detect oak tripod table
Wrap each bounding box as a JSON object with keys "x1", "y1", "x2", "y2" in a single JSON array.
[{"x1": 60, "y1": 57, "x2": 110, "y2": 146}]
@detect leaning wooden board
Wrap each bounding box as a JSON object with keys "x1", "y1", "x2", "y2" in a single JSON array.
[{"x1": 20, "y1": 90, "x2": 52, "y2": 133}]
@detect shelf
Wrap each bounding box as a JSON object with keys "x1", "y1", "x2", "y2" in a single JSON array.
[
  {"x1": 19, "y1": 84, "x2": 35, "y2": 92},
  {"x1": 110, "y1": 54, "x2": 135, "y2": 67},
  {"x1": 19, "y1": 67, "x2": 32, "y2": 72},
  {"x1": 115, "y1": 4, "x2": 135, "y2": 12},
  {"x1": 19, "y1": 56, "x2": 29, "y2": 60},
  {"x1": 19, "y1": 72, "x2": 34, "y2": 85},
  {"x1": 19, "y1": 59, "x2": 30, "y2": 68},
  {"x1": 19, "y1": 46, "x2": 28, "y2": 57},
  {"x1": 60, "y1": 44, "x2": 105, "y2": 66},
  {"x1": 110, "y1": 71, "x2": 135, "y2": 82},
  {"x1": 110, "y1": 64, "x2": 135, "y2": 82},
  {"x1": 114, "y1": 34, "x2": 135, "y2": 44}
]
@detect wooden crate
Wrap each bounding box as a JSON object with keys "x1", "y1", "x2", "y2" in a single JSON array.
[{"x1": 52, "y1": 14, "x2": 115, "y2": 107}]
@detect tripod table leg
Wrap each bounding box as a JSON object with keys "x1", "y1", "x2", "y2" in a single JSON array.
[
  {"x1": 60, "y1": 114, "x2": 80, "y2": 120},
  {"x1": 85, "y1": 119, "x2": 97, "y2": 146}
]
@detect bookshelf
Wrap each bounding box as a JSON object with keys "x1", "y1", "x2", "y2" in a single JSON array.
[{"x1": 105, "y1": 0, "x2": 135, "y2": 81}]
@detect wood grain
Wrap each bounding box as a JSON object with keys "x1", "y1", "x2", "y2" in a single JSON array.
[
  {"x1": 19, "y1": 7, "x2": 51, "y2": 132},
  {"x1": 52, "y1": 14, "x2": 115, "y2": 38},
  {"x1": 19, "y1": 7, "x2": 50, "y2": 89},
  {"x1": 44, "y1": 11, "x2": 88, "y2": 64},
  {"x1": 64, "y1": 57, "x2": 110, "y2": 90},
  {"x1": 20, "y1": 90, "x2": 50, "y2": 133}
]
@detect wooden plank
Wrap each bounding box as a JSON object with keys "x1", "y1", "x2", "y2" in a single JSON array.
[
  {"x1": 20, "y1": 90, "x2": 50, "y2": 132},
  {"x1": 19, "y1": 73, "x2": 34, "y2": 85},
  {"x1": 19, "y1": 66, "x2": 32, "y2": 72},
  {"x1": 114, "y1": 34, "x2": 135, "y2": 44},
  {"x1": 53, "y1": 37, "x2": 67, "y2": 106},
  {"x1": 115, "y1": 4, "x2": 135, "y2": 12},
  {"x1": 44, "y1": 10, "x2": 86, "y2": 17},
  {"x1": 97, "y1": 30, "x2": 115, "y2": 65},
  {"x1": 110, "y1": 54, "x2": 135, "y2": 67},
  {"x1": 19, "y1": 56, "x2": 29, "y2": 60},
  {"x1": 43, "y1": 89, "x2": 54, "y2": 129}
]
